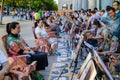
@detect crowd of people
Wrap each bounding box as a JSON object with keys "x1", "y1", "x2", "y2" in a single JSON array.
[
  {"x1": 9, "y1": 9, "x2": 58, "y2": 21},
  {"x1": 0, "y1": 0, "x2": 120, "y2": 80}
]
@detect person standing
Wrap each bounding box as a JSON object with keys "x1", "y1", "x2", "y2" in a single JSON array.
[
  {"x1": 112, "y1": 1, "x2": 120, "y2": 16},
  {"x1": 11, "y1": 10, "x2": 15, "y2": 19},
  {"x1": 34, "y1": 11, "x2": 40, "y2": 21},
  {"x1": 38, "y1": 9, "x2": 43, "y2": 19}
]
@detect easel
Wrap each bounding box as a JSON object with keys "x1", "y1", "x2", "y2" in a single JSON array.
[
  {"x1": 70, "y1": 35, "x2": 84, "y2": 80},
  {"x1": 81, "y1": 41, "x2": 114, "y2": 80}
]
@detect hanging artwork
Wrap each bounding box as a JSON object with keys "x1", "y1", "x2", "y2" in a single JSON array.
[
  {"x1": 77, "y1": 53, "x2": 92, "y2": 78},
  {"x1": 77, "y1": 60, "x2": 97, "y2": 80},
  {"x1": 52, "y1": 63, "x2": 69, "y2": 68},
  {"x1": 48, "y1": 76, "x2": 70, "y2": 80},
  {"x1": 50, "y1": 68, "x2": 70, "y2": 75}
]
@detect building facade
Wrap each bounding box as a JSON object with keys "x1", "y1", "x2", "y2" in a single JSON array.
[{"x1": 58, "y1": 0, "x2": 120, "y2": 10}]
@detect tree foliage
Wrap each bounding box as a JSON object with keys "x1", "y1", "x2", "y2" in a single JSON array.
[
  {"x1": 3, "y1": 0, "x2": 28, "y2": 8},
  {"x1": 29, "y1": 0, "x2": 58, "y2": 10},
  {"x1": 1, "y1": 0, "x2": 58, "y2": 10}
]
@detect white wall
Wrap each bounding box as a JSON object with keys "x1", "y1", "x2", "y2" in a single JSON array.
[
  {"x1": 88, "y1": 0, "x2": 96, "y2": 10},
  {"x1": 101, "y1": 0, "x2": 114, "y2": 10}
]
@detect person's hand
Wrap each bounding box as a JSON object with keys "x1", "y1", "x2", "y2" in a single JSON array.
[
  {"x1": 96, "y1": 47, "x2": 101, "y2": 51},
  {"x1": 24, "y1": 50, "x2": 30, "y2": 54},
  {"x1": 25, "y1": 47, "x2": 31, "y2": 51},
  {"x1": 81, "y1": 30, "x2": 89, "y2": 35},
  {"x1": 29, "y1": 50, "x2": 35, "y2": 54}
]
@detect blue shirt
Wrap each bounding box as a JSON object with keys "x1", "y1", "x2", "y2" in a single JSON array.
[{"x1": 101, "y1": 14, "x2": 120, "y2": 40}]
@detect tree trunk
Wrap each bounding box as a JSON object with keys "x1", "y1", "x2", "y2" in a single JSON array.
[{"x1": 0, "y1": 0, "x2": 5, "y2": 25}]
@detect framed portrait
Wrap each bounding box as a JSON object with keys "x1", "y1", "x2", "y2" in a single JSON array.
[
  {"x1": 48, "y1": 75, "x2": 70, "y2": 80},
  {"x1": 77, "y1": 60, "x2": 97, "y2": 80},
  {"x1": 52, "y1": 63, "x2": 70, "y2": 68},
  {"x1": 50, "y1": 68, "x2": 70, "y2": 75},
  {"x1": 70, "y1": 67, "x2": 80, "y2": 74},
  {"x1": 77, "y1": 53, "x2": 92, "y2": 78},
  {"x1": 57, "y1": 57, "x2": 69, "y2": 62}
]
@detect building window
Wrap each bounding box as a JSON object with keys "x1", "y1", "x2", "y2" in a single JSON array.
[
  {"x1": 62, "y1": 4, "x2": 68, "y2": 10},
  {"x1": 70, "y1": 4, "x2": 72, "y2": 10}
]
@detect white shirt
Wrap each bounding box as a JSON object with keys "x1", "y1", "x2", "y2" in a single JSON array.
[{"x1": 46, "y1": 19, "x2": 51, "y2": 25}]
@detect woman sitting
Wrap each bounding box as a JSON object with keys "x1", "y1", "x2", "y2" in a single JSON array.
[
  {"x1": 92, "y1": 20, "x2": 109, "y2": 51},
  {"x1": 6, "y1": 22, "x2": 48, "y2": 79},
  {"x1": 83, "y1": 20, "x2": 109, "y2": 51},
  {"x1": 35, "y1": 20, "x2": 57, "y2": 55}
]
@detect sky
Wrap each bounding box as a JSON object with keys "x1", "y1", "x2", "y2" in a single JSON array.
[{"x1": 54, "y1": 0, "x2": 58, "y2": 4}]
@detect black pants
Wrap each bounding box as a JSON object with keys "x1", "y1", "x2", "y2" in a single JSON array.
[{"x1": 30, "y1": 51, "x2": 48, "y2": 70}]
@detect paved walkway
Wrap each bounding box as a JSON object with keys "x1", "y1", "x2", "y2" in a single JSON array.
[
  {"x1": 0, "y1": 16, "x2": 84, "y2": 80},
  {"x1": 0, "y1": 17, "x2": 58, "y2": 80}
]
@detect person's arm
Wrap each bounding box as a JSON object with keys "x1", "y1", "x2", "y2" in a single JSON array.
[
  {"x1": 102, "y1": 29, "x2": 108, "y2": 39},
  {"x1": 100, "y1": 18, "x2": 111, "y2": 31},
  {"x1": 8, "y1": 41, "x2": 24, "y2": 55},
  {"x1": 35, "y1": 27, "x2": 43, "y2": 39},
  {"x1": 36, "y1": 33, "x2": 42, "y2": 39}
]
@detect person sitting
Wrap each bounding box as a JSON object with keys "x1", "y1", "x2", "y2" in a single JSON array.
[
  {"x1": 45, "y1": 15, "x2": 61, "y2": 37},
  {"x1": 78, "y1": 18, "x2": 86, "y2": 33},
  {"x1": 83, "y1": 20, "x2": 109, "y2": 51},
  {"x1": 35, "y1": 20, "x2": 57, "y2": 54},
  {"x1": 46, "y1": 16, "x2": 55, "y2": 28},
  {"x1": 83, "y1": 31, "x2": 98, "y2": 48},
  {"x1": 6, "y1": 22, "x2": 48, "y2": 77}
]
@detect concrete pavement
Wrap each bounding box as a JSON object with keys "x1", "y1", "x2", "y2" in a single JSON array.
[{"x1": 0, "y1": 16, "x2": 56, "y2": 80}]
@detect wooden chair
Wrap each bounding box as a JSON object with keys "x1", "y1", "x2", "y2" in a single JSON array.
[
  {"x1": 32, "y1": 27, "x2": 37, "y2": 39},
  {"x1": 2, "y1": 35, "x2": 11, "y2": 57},
  {"x1": 2, "y1": 35, "x2": 37, "y2": 80}
]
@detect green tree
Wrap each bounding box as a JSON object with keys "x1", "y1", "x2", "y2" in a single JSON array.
[
  {"x1": 52, "y1": 2, "x2": 58, "y2": 10},
  {"x1": 4, "y1": 0, "x2": 28, "y2": 8},
  {"x1": 29, "y1": 0, "x2": 43, "y2": 10},
  {"x1": 2, "y1": 0, "x2": 58, "y2": 11},
  {"x1": 29, "y1": 0, "x2": 58, "y2": 10},
  {"x1": 43, "y1": 0, "x2": 58, "y2": 10}
]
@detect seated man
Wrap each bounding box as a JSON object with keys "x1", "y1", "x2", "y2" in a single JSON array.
[{"x1": 6, "y1": 22, "x2": 48, "y2": 76}]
